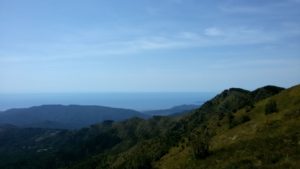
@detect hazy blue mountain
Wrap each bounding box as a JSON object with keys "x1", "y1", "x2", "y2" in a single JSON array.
[
  {"x1": 0, "y1": 105, "x2": 148, "y2": 129},
  {"x1": 143, "y1": 104, "x2": 200, "y2": 116}
]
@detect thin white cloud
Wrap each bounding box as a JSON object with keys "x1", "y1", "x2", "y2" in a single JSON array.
[
  {"x1": 178, "y1": 32, "x2": 199, "y2": 39},
  {"x1": 219, "y1": 5, "x2": 263, "y2": 14},
  {"x1": 0, "y1": 25, "x2": 297, "y2": 63},
  {"x1": 167, "y1": 0, "x2": 183, "y2": 4},
  {"x1": 290, "y1": 0, "x2": 300, "y2": 3},
  {"x1": 204, "y1": 27, "x2": 223, "y2": 36},
  {"x1": 219, "y1": 0, "x2": 300, "y2": 14},
  {"x1": 210, "y1": 58, "x2": 300, "y2": 70}
]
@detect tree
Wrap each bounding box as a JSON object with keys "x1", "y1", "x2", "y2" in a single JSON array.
[
  {"x1": 190, "y1": 126, "x2": 212, "y2": 159},
  {"x1": 265, "y1": 100, "x2": 278, "y2": 114},
  {"x1": 245, "y1": 103, "x2": 254, "y2": 112},
  {"x1": 227, "y1": 112, "x2": 235, "y2": 128}
]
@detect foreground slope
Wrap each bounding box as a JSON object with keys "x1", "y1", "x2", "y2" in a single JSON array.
[
  {"x1": 155, "y1": 85, "x2": 299, "y2": 169},
  {"x1": 64, "y1": 85, "x2": 294, "y2": 169}
]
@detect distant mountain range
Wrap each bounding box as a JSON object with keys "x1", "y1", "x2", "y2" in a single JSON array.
[
  {"x1": 0, "y1": 103, "x2": 201, "y2": 129},
  {"x1": 0, "y1": 105, "x2": 148, "y2": 129}
]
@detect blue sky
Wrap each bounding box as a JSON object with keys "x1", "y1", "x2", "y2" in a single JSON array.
[{"x1": 0, "y1": 0, "x2": 300, "y2": 93}]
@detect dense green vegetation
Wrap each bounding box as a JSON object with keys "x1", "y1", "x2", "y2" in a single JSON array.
[
  {"x1": 0, "y1": 84, "x2": 299, "y2": 169},
  {"x1": 265, "y1": 100, "x2": 278, "y2": 114}
]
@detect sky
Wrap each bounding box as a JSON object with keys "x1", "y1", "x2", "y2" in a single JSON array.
[{"x1": 0, "y1": 0, "x2": 300, "y2": 93}]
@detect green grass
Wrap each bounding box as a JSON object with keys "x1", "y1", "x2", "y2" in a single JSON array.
[{"x1": 154, "y1": 85, "x2": 300, "y2": 169}]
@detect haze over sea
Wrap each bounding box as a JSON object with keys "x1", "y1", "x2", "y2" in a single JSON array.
[{"x1": 0, "y1": 92, "x2": 214, "y2": 111}]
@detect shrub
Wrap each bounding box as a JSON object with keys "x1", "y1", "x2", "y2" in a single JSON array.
[
  {"x1": 245, "y1": 104, "x2": 254, "y2": 112},
  {"x1": 190, "y1": 127, "x2": 212, "y2": 159},
  {"x1": 228, "y1": 112, "x2": 235, "y2": 128},
  {"x1": 240, "y1": 115, "x2": 251, "y2": 123},
  {"x1": 218, "y1": 112, "x2": 225, "y2": 120},
  {"x1": 265, "y1": 100, "x2": 278, "y2": 114},
  {"x1": 228, "y1": 113, "x2": 250, "y2": 129}
]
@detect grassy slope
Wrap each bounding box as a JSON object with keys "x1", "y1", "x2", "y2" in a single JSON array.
[{"x1": 155, "y1": 85, "x2": 300, "y2": 169}]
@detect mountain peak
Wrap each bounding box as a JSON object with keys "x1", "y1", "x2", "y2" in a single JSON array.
[{"x1": 251, "y1": 85, "x2": 284, "y2": 102}]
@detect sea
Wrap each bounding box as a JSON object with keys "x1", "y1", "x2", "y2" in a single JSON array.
[{"x1": 0, "y1": 92, "x2": 215, "y2": 111}]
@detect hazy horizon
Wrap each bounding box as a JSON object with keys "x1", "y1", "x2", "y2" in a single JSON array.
[{"x1": 0, "y1": 92, "x2": 215, "y2": 111}]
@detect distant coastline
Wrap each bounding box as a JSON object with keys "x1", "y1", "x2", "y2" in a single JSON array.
[{"x1": 0, "y1": 92, "x2": 215, "y2": 111}]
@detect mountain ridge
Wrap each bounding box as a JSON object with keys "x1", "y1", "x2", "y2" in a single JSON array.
[
  {"x1": 0, "y1": 84, "x2": 298, "y2": 169},
  {"x1": 143, "y1": 104, "x2": 200, "y2": 116}
]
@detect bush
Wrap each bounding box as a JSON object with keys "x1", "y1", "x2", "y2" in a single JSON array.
[
  {"x1": 228, "y1": 112, "x2": 235, "y2": 128},
  {"x1": 265, "y1": 100, "x2": 278, "y2": 114},
  {"x1": 218, "y1": 112, "x2": 225, "y2": 120},
  {"x1": 190, "y1": 127, "x2": 212, "y2": 159},
  {"x1": 240, "y1": 115, "x2": 251, "y2": 123},
  {"x1": 228, "y1": 114, "x2": 250, "y2": 129},
  {"x1": 245, "y1": 104, "x2": 254, "y2": 112}
]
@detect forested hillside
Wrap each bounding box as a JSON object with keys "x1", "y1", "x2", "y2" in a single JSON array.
[{"x1": 0, "y1": 85, "x2": 299, "y2": 169}]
